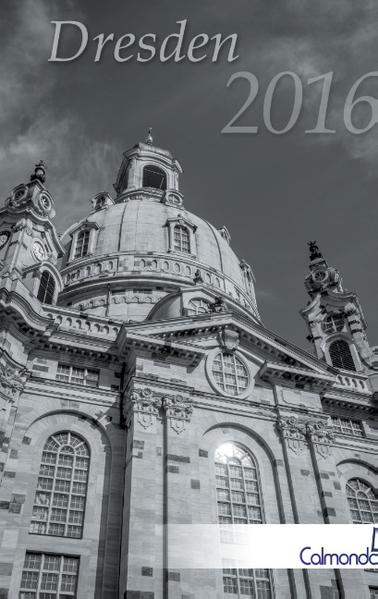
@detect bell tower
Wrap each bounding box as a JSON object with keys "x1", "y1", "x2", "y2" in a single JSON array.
[
  {"x1": 0, "y1": 161, "x2": 64, "y2": 304},
  {"x1": 300, "y1": 241, "x2": 372, "y2": 372}
]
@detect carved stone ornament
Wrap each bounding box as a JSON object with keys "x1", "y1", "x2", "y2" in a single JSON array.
[
  {"x1": 277, "y1": 416, "x2": 306, "y2": 454},
  {"x1": 162, "y1": 394, "x2": 193, "y2": 434},
  {"x1": 7, "y1": 185, "x2": 29, "y2": 210},
  {"x1": 162, "y1": 190, "x2": 183, "y2": 208},
  {"x1": 306, "y1": 420, "x2": 335, "y2": 459},
  {"x1": 125, "y1": 387, "x2": 161, "y2": 429},
  {"x1": 0, "y1": 361, "x2": 28, "y2": 403},
  {"x1": 210, "y1": 297, "x2": 227, "y2": 314},
  {"x1": 218, "y1": 326, "x2": 240, "y2": 353}
]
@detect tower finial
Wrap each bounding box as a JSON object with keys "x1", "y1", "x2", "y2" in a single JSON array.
[
  {"x1": 308, "y1": 240, "x2": 323, "y2": 262},
  {"x1": 146, "y1": 128, "x2": 153, "y2": 145},
  {"x1": 30, "y1": 160, "x2": 46, "y2": 184}
]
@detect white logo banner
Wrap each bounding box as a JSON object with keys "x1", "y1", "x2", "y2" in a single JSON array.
[{"x1": 160, "y1": 524, "x2": 378, "y2": 569}]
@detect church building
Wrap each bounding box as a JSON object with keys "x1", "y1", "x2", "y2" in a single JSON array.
[{"x1": 0, "y1": 133, "x2": 376, "y2": 599}]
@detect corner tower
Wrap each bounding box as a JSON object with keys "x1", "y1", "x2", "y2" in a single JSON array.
[
  {"x1": 301, "y1": 241, "x2": 372, "y2": 371},
  {"x1": 0, "y1": 161, "x2": 64, "y2": 304}
]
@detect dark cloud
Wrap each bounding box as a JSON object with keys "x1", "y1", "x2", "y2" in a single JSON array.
[{"x1": 1, "y1": 0, "x2": 378, "y2": 348}]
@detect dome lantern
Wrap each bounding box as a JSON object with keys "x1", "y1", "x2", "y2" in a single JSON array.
[{"x1": 113, "y1": 133, "x2": 183, "y2": 207}]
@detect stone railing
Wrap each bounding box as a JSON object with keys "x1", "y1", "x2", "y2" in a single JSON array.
[
  {"x1": 43, "y1": 308, "x2": 121, "y2": 339},
  {"x1": 334, "y1": 373, "x2": 370, "y2": 394}
]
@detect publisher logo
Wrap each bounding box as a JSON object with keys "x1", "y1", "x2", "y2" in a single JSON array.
[{"x1": 300, "y1": 527, "x2": 378, "y2": 567}]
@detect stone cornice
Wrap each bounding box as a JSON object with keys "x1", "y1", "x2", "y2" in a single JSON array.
[
  {"x1": 116, "y1": 329, "x2": 205, "y2": 366},
  {"x1": 25, "y1": 376, "x2": 119, "y2": 405},
  {"x1": 0, "y1": 279, "x2": 56, "y2": 334},
  {"x1": 321, "y1": 394, "x2": 375, "y2": 413},
  {"x1": 259, "y1": 361, "x2": 337, "y2": 392}
]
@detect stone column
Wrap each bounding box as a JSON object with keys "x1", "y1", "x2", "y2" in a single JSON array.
[
  {"x1": 306, "y1": 420, "x2": 369, "y2": 599},
  {"x1": 120, "y1": 383, "x2": 165, "y2": 599},
  {"x1": 161, "y1": 393, "x2": 194, "y2": 599}
]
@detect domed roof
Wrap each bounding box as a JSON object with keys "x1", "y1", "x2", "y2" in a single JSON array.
[
  {"x1": 58, "y1": 138, "x2": 259, "y2": 322},
  {"x1": 74, "y1": 201, "x2": 244, "y2": 283}
]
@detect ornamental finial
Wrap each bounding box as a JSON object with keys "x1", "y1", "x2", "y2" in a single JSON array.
[
  {"x1": 146, "y1": 127, "x2": 153, "y2": 145},
  {"x1": 30, "y1": 160, "x2": 46, "y2": 184},
  {"x1": 308, "y1": 240, "x2": 323, "y2": 262}
]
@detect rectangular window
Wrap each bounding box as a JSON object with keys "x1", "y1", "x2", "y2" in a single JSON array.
[
  {"x1": 20, "y1": 552, "x2": 79, "y2": 598},
  {"x1": 331, "y1": 416, "x2": 364, "y2": 437},
  {"x1": 56, "y1": 364, "x2": 99, "y2": 387}
]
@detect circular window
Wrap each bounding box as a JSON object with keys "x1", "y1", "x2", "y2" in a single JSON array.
[{"x1": 211, "y1": 352, "x2": 249, "y2": 396}]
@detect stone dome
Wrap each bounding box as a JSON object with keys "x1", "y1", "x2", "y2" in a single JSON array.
[{"x1": 58, "y1": 138, "x2": 259, "y2": 323}]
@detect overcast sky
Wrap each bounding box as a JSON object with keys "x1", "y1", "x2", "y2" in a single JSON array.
[{"x1": 1, "y1": 0, "x2": 378, "y2": 350}]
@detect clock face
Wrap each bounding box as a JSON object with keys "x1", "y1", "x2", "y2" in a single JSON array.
[
  {"x1": 0, "y1": 231, "x2": 10, "y2": 250},
  {"x1": 39, "y1": 193, "x2": 51, "y2": 212},
  {"x1": 32, "y1": 241, "x2": 46, "y2": 262}
]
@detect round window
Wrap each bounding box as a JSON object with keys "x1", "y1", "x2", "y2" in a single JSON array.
[{"x1": 211, "y1": 352, "x2": 249, "y2": 396}]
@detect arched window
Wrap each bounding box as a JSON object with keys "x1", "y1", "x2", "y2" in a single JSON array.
[
  {"x1": 215, "y1": 443, "x2": 272, "y2": 597},
  {"x1": 143, "y1": 165, "x2": 167, "y2": 190},
  {"x1": 212, "y1": 352, "x2": 249, "y2": 396},
  {"x1": 30, "y1": 432, "x2": 90, "y2": 538},
  {"x1": 173, "y1": 225, "x2": 190, "y2": 253},
  {"x1": 74, "y1": 230, "x2": 90, "y2": 259},
  {"x1": 37, "y1": 271, "x2": 55, "y2": 305},
  {"x1": 346, "y1": 479, "x2": 377, "y2": 523},
  {"x1": 329, "y1": 339, "x2": 356, "y2": 371}
]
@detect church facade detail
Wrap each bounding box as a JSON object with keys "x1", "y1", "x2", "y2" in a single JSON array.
[{"x1": 0, "y1": 136, "x2": 376, "y2": 598}]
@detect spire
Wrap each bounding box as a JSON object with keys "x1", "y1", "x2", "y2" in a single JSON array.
[
  {"x1": 308, "y1": 240, "x2": 324, "y2": 263},
  {"x1": 145, "y1": 128, "x2": 153, "y2": 145},
  {"x1": 301, "y1": 242, "x2": 372, "y2": 371},
  {"x1": 30, "y1": 160, "x2": 46, "y2": 184},
  {"x1": 304, "y1": 241, "x2": 342, "y2": 297}
]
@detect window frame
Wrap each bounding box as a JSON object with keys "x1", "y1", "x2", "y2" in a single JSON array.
[
  {"x1": 328, "y1": 339, "x2": 356, "y2": 371},
  {"x1": 207, "y1": 350, "x2": 250, "y2": 398},
  {"x1": 68, "y1": 222, "x2": 99, "y2": 263},
  {"x1": 20, "y1": 551, "x2": 80, "y2": 598},
  {"x1": 142, "y1": 164, "x2": 167, "y2": 191},
  {"x1": 166, "y1": 216, "x2": 197, "y2": 257},
  {"x1": 214, "y1": 443, "x2": 273, "y2": 598},
  {"x1": 37, "y1": 270, "x2": 56, "y2": 305},
  {"x1": 55, "y1": 363, "x2": 100, "y2": 388},
  {"x1": 29, "y1": 432, "x2": 90, "y2": 540},
  {"x1": 173, "y1": 224, "x2": 191, "y2": 254},
  {"x1": 331, "y1": 416, "x2": 364, "y2": 438},
  {"x1": 74, "y1": 229, "x2": 90, "y2": 259},
  {"x1": 346, "y1": 478, "x2": 378, "y2": 524}
]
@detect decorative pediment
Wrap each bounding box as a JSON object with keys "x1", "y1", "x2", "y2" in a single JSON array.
[
  {"x1": 119, "y1": 313, "x2": 339, "y2": 388},
  {"x1": 68, "y1": 219, "x2": 100, "y2": 237}
]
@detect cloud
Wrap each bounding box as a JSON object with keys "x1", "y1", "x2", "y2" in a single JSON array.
[
  {"x1": 237, "y1": 0, "x2": 378, "y2": 170},
  {"x1": 0, "y1": 0, "x2": 119, "y2": 230},
  {"x1": 2, "y1": 111, "x2": 120, "y2": 231},
  {"x1": 0, "y1": 1, "x2": 54, "y2": 127}
]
